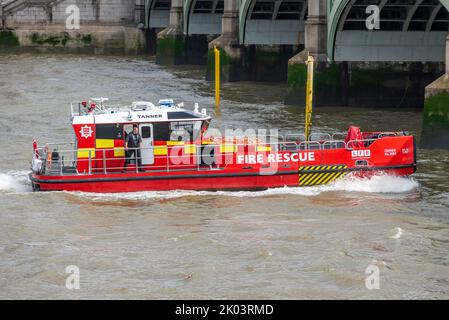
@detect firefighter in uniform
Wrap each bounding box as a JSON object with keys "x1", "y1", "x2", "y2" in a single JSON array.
[{"x1": 123, "y1": 124, "x2": 145, "y2": 172}]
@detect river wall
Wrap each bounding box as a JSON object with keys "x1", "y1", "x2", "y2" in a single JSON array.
[{"x1": 0, "y1": 0, "x2": 145, "y2": 54}]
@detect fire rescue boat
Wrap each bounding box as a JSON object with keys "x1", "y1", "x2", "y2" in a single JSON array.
[{"x1": 29, "y1": 98, "x2": 416, "y2": 193}]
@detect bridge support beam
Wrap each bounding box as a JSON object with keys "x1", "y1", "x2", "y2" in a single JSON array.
[{"x1": 421, "y1": 35, "x2": 449, "y2": 149}]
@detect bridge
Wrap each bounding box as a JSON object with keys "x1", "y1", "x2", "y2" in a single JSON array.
[
  {"x1": 144, "y1": 0, "x2": 449, "y2": 148},
  {"x1": 146, "y1": 0, "x2": 449, "y2": 62},
  {"x1": 0, "y1": 0, "x2": 447, "y2": 147}
]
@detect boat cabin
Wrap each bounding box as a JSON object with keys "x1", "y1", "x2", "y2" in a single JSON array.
[{"x1": 70, "y1": 99, "x2": 211, "y2": 174}]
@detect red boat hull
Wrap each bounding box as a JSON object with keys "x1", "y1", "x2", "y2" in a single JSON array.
[
  {"x1": 30, "y1": 166, "x2": 416, "y2": 193},
  {"x1": 30, "y1": 135, "x2": 417, "y2": 193}
]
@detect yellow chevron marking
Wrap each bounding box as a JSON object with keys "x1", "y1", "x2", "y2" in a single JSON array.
[
  {"x1": 298, "y1": 165, "x2": 348, "y2": 186},
  {"x1": 299, "y1": 172, "x2": 313, "y2": 185},
  {"x1": 309, "y1": 173, "x2": 325, "y2": 186},
  {"x1": 333, "y1": 172, "x2": 346, "y2": 182},
  {"x1": 322, "y1": 172, "x2": 338, "y2": 185},
  {"x1": 315, "y1": 172, "x2": 332, "y2": 185},
  {"x1": 301, "y1": 173, "x2": 318, "y2": 186}
]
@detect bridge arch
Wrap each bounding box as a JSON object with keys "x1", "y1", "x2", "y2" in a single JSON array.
[
  {"x1": 183, "y1": 0, "x2": 224, "y2": 35},
  {"x1": 239, "y1": 0, "x2": 308, "y2": 45},
  {"x1": 145, "y1": 0, "x2": 171, "y2": 29},
  {"x1": 328, "y1": 0, "x2": 449, "y2": 61}
]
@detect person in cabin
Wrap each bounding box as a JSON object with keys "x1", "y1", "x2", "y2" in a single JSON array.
[{"x1": 123, "y1": 124, "x2": 145, "y2": 172}]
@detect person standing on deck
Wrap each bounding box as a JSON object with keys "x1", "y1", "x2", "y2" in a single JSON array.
[{"x1": 123, "y1": 124, "x2": 145, "y2": 172}]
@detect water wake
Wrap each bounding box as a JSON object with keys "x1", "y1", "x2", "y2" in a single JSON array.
[
  {"x1": 0, "y1": 170, "x2": 418, "y2": 198},
  {"x1": 73, "y1": 174, "x2": 419, "y2": 202},
  {"x1": 0, "y1": 171, "x2": 32, "y2": 193}
]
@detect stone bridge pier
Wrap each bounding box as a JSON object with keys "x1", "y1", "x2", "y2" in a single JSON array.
[
  {"x1": 421, "y1": 35, "x2": 449, "y2": 149},
  {"x1": 152, "y1": 0, "x2": 223, "y2": 64},
  {"x1": 205, "y1": 0, "x2": 304, "y2": 82},
  {"x1": 287, "y1": 0, "x2": 449, "y2": 110},
  {"x1": 153, "y1": 0, "x2": 307, "y2": 81}
]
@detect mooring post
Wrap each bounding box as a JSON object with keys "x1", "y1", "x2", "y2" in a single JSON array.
[
  {"x1": 214, "y1": 46, "x2": 221, "y2": 111},
  {"x1": 305, "y1": 55, "x2": 315, "y2": 142}
]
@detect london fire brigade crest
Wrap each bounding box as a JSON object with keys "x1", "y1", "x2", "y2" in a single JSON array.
[{"x1": 79, "y1": 125, "x2": 93, "y2": 139}]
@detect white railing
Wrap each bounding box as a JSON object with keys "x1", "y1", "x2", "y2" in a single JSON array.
[
  {"x1": 33, "y1": 132, "x2": 400, "y2": 176},
  {"x1": 37, "y1": 141, "x2": 301, "y2": 176}
]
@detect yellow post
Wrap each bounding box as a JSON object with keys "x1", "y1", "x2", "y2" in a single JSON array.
[
  {"x1": 305, "y1": 55, "x2": 314, "y2": 142},
  {"x1": 214, "y1": 46, "x2": 220, "y2": 109}
]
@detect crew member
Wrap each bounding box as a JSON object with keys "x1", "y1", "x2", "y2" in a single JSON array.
[{"x1": 123, "y1": 124, "x2": 145, "y2": 172}]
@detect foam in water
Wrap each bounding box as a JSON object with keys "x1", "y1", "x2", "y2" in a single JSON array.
[
  {"x1": 0, "y1": 171, "x2": 32, "y2": 193},
  {"x1": 321, "y1": 174, "x2": 419, "y2": 194},
  {"x1": 73, "y1": 174, "x2": 419, "y2": 202},
  {"x1": 0, "y1": 170, "x2": 418, "y2": 198}
]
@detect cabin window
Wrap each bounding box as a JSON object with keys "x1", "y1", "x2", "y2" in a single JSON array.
[
  {"x1": 193, "y1": 121, "x2": 202, "y2": 141},
  {"x1": 96, "y1": 124, "x2": 123, "y2": 139},
  {"x1": 167, "y1": 112, "x2": 199, "y2": 119},
  {"x1": 141, "y1": 126, "x2": 152, "y2": 139},
  {"x1": 170, "y1": 121, "x2": 194, "y2": 142},
  {"x1": 153, "y1": 123, "x2": 170, "y2": 141},
  {"x1": 123, "y1": 124, "x2": 133, "y2": 140}
]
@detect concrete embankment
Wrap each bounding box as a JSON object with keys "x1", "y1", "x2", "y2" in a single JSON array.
[{"x1": 0, "y1": 25, "x2": 145, "y2": 54}]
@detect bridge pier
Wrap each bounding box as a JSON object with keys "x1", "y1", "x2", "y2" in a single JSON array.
[
  {"x1": 155, "y1": 0, "x2": 186, "y2": 64},
  {"x1": 155, "y1": 0, "x2": 217, "y2": 65},
  {"x1": 207, "y1": 0, "x2": 302, "y2": 82},
  {"x1": 285, "y1": 0, "x2": 345, "y2": 106},
  {"x1": 421, "y1": 34, "x2": 449, "y2": 150},
  {"x1": 206, "y1": 0, "x2": 248, "y2": 81},
  {"x1": 346, "y1": 61, "x2": 442, "y2": 108}
]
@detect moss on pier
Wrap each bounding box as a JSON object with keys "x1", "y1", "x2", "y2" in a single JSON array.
[
  {"x1": 424, "y1": 91, "x2": 449, "y2": 126},
  {"x1": 287, "y1": 62, "x2": 340, "y2": 88},
  {"x1": 287, "y1": 63, "x2": 307, "y2": 88},
  {"x1": 255, "y1": 50, "x2": 280, "y2": 65},
  {"x1": 286, "y1": 61, "x2": 344, "y2": 106},
  {"x1": 30, "y1": 32, "x2": 72, "y2": 46},
  {"x1": 80, "y1": 34, "x2": 92, "y2": 44},
  {"x1": 29, "y1": 32, "x2": 92, "y2": 47},
  {"x1": 157, "y1": 35, "x2": 185, "y2": 59},
  {"x1": 350, "y1": 69, "x2": 386, "y2": 89},
  {"x1": 0, "y1": 30, "x2": 20, "y2": 46}
]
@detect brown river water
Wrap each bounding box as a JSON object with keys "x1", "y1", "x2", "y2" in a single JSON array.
[{"x1": 0, "y1": 53, "x2": 448, "y2": 299}]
